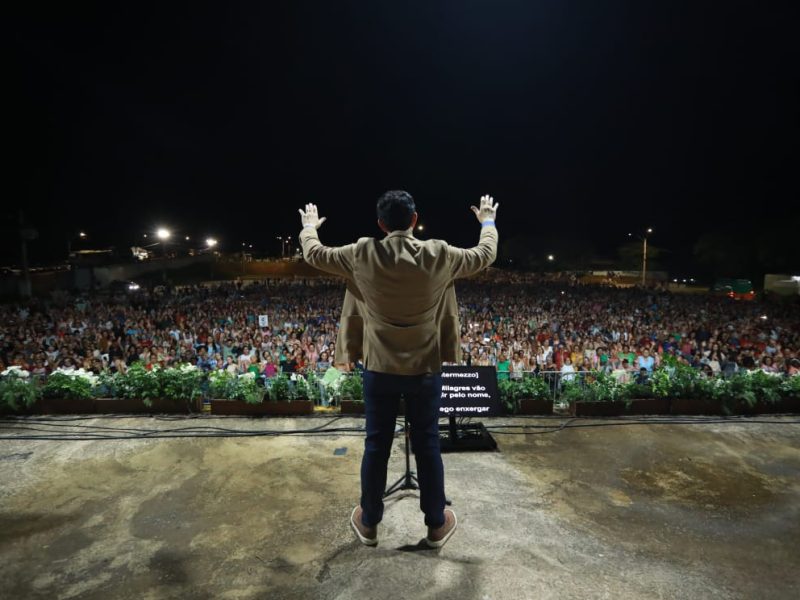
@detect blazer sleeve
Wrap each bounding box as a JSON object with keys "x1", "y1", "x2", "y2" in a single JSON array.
[
  {"x1": 445, "y1": 224, "x2": 498, "y2": 279},
  {"x1": 299, "y1": 227, "x2": 356, "y2": 278}
]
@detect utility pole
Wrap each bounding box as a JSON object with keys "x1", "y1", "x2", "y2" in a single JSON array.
[{"x1": 642, "y1": 235, "x2": 648, "y2": 287}]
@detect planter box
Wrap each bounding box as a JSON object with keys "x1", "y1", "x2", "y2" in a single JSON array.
[
  {"x1": 730, "y1": 398, "x2": 800, "y2": 415},
  {"x1": 669, "y1": 398, "x2": 725, "y2": 415},
  {"x1": 569, "y1": 398, "x2": 670, "y2": 417},
  {"x1": 340, "y1": 400, "x2": 365, "y2": 414},
  {"x1": 626, "y1": 398, "x2": 670, "y2": 415},
  {"x1": 517, "y1": 398, "x2": 554, "y2": 415},
  {"x1": 94, "y1": 397, "x2": 200, "y2": 414},
  {"x1": 36, "y1": 397, "x2": 96, "y2": 414},
  {"x1": 210, "y1": 399, "x2": 314, "y2": 416}
]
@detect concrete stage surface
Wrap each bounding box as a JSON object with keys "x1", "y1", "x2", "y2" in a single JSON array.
[{"x1": 1, "y1": 415, "x2": 798, "y2": 600}]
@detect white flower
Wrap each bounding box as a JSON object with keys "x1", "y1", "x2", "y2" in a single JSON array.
[
  {"x1": 1, "y1": 366, "x2": 31, "y2": 379},
  {"x1": 239, "y1": 372, "x2": 256, "y2": 381}
]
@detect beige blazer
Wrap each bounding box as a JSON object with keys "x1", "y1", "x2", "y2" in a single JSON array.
[{"x1": 299, "y1": 224, "x2": 498, "y2": 375}]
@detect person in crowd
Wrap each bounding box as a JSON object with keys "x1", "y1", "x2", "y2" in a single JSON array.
[
  {"x1": 496, "y1": 353, "x2": 511, "y2": 380},
  {"x1": 560, "y1": 357, "x2": 576, "y2": 383}
]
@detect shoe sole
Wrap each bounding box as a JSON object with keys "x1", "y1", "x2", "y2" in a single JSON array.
[
  {"x1": 350, "y1": 506, "x2": 378, "y2": 546},
  {"x1": 425, "y1": 510, "x2": 457, "y2": 548}
]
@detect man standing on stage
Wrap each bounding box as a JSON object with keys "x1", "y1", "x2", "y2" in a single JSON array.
[{"x1": 299, "y1": 191, "x2": 498, "y2": 548}]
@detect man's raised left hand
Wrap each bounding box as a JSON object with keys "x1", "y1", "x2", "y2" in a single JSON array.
[{"x1": 299, "y1": 203, "x2": 327, "y2": 230}]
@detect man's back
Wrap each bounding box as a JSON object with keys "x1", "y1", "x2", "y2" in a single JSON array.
[{"x1": 298, "y1": 196, "x2": 498, "y2": 375}]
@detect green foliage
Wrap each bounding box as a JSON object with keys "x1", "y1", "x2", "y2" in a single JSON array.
[
  {"x1": 517, "y1": 376, "x2": 550, "y2": 400},
  {"x1": 646, "y1": 362, "x2": 705, "y2": 399},
  {"x1": 781, "y1": 375, "x2": 800, "y2": 399},
  {"x1": 208, "y1": 371, "x2": 264, "y2": 404},
  {"x1": 118, "y1": 363, "x2": 161, "y2": 406},
  {"x1": 576, "y1": 371, "x2": 631, "y2": 404},
  {"x1": 97, "y1": 371, "x2": 123, "y2": 398},
  {"x1": 42, "y1": 368, "x2": 98, "y2": 401},
  {"x1": 294, "y1": 372, "x2": 321, "y2": 403},
  {"x1": 337, "y1": 373, "x2": 364, "y2": 402},
  {"x1": 0, "y1": 368, "x2": 40, "y2": 411},
  {"x1": 711, "y1": 371, "x2": 783, "y2": 407},
  {"x1": 267, "y1": 373, "x2": 292, "y2": 402},
  {"x1": 559, "y1": 380, "x2": 586, "y2": 405},
  {"x1": 497, "y1": 379, "x2": 517, "y2": 413},
  {"x1": 626, "y1": 383, "x2": 654, "y2": 399},
  {"x1": 159, "y1": 364, "x2": 204, "y2": 402}
]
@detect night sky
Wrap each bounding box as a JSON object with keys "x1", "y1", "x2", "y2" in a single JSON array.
[{"x1": 8, "y1": 2, "x2": 799, "y2": 272}]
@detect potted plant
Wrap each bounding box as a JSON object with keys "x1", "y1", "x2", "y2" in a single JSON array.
[
  {"x1": 208, "y1": 370, "x2": 270, "y2": 415},
  {"x1": 262, "y1": 373, "x2": 313, "y2": 415},
  {"x1": 294, "y1": 371, "x2": 324, "y2": 406},
  {"x1": 567, "y1": 371, "x2": 632, "y2": 416},
  {"x1": 560, "y1": 379, "x2": 586, "y2": 415},
  {"x1": 95, "y1": 363, "x2": 202, "y2": 414},
  {"x1": 623, "y1": 379, "x2": 670, "y2": 414},
  {"x1": 158, "y1": 364, "x2": 204, "y2": 412},
  {"x1": 338, "y1": 373, "x2": 365, "y2": 414},
  {"x1": 516, "y1": 376, "x2": 553, "y2": 415},
  {"x1": 0, "y1": 366, "x2": 40, "y2": 414},
  {"x1": 497, "y1": 378, "x2": 518, "y2": 414},
  {"x1": 779, "y1": 375, "x2": 800, "y2": 412},
  {"x1": 40, "y1": 367, "x2": 98, "y2": 413}
]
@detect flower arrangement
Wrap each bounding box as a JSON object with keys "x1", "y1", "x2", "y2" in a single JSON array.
[
  {"x1": 335, "y1": 372, "x2": 363, "y2": 403},
  {"x1": 117, "y1": 363, "x2": 161, "y2": 405},
  {"x1": 42, "y1": 367, "x2": 99, "y2": 400},
  {"x1": 292, "y1": 372, "x2": 322, "y2": 403},
  {"x1": 0, "y1": 366, "x2": 40, "y2": 411},
  {"x1": 208, "y1": 370, "x2": 264, "y2": 404},
  {"x1": 160, "y1": 363, "x2": 204, "y2": 403},
  {"x1": 267, "y1": 373, "x2": 292, "y2": 402}
]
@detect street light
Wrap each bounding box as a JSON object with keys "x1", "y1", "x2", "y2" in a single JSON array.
[
  {"x1": 156, "y1": 228, "x2": 171, "y2": 240},
  {"x1": 67, "y1": 231, "x2": 88, "y2": 260},
  {"x1": 547, "y1": 255, "x2": 555, "y2": 261},
  {"x1": 417, "y1": 224, "x2": 424, "y2": 232},
  {"x1": 205, "y1": 238, "x2": 218, "y2": 248},
  {"x1": 185, "y1": 236, "x2": 190, "y2": 241},
  {"x1": 629, "y1": 228, "x2": 653, "y2": 286}
]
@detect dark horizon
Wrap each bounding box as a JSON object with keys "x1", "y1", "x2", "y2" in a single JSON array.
[{"x1": 7, "y1": 2, "x2": 799, "y2": 276}]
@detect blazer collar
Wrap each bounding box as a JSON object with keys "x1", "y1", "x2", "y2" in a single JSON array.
[{"x1": 386, "y1": 228, "x2": 416, "y2": 240}]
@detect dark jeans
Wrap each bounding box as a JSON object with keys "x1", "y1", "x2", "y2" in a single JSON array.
[{"x1": 360, "y1": 369, "x2": 445, "y2": 528}]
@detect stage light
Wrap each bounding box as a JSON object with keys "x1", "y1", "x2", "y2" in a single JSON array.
[
  {"x1": 206, "y1": 238, "x2": 218, "y2": 248},
  {"x1": 156, "y1": 228, "x2": 171, "y2": 240}
]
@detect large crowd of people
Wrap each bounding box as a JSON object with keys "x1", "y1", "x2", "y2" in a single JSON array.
[{"x1": 1, "y1": 274, "x2": 798, "y2": 383}]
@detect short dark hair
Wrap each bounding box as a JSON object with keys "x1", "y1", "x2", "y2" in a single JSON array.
[{"x1": 377, "y1": 190, "x2": 416, "y2": 231}]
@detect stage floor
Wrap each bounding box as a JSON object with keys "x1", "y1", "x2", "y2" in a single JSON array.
[{"x1": 1, "y1": 415, "x2": 799, "y2": 599}]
